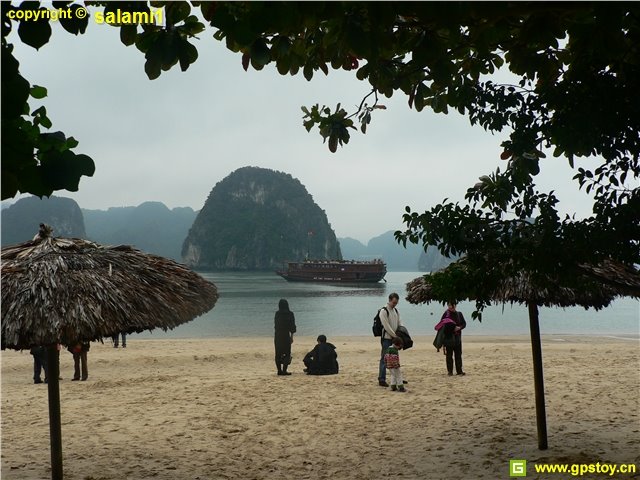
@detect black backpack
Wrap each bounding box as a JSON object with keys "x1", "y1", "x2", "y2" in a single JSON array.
[
  {"x1": 373, "y1": 307, "x2": 397, "y2": 337},
  {"x1": 372, "y1": 308, "x2": 384, "y2": 336}
]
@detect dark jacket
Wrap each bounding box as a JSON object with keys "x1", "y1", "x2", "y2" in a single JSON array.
[
  {"x1": 304, "y1": 343, "x2": 339, "y2": 375},
  {"x1": 396, "y1": 325, "x2": 413, "y2": 350},
  {"x1": 30, "y1": 346, "x2": 47, "y2": 357},
  {"x1": 274, "y1": 310, "x2": 296, "y2": 359},
  {"x1": 274, "y1": 311, "x2": 296, "y2": 338},
  {"x1": 442, "y1": 311, "x2": 466, "y2": 347},
  {"x1": 433, "y1": 328, "x2": 446, "y2": 351}
]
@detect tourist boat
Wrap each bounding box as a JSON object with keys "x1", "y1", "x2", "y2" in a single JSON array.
[{"x1": 276, "y1": 259, "x2": 387, "y2": 283}]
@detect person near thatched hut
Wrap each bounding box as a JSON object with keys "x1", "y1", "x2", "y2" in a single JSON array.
[
  {"x1": 440, "y1": 303, "x2": 466, "y2": 376},
  {"x1": 274, "y1": 299, "x2": 296, "y2": 376},
  {"x1": 30, "y1": 346, "x2": 48, "y2": 384},
  {"x1": 112, "y1": 333, "x2": 127, "y2": 348},
  {"x1": 67, "y1": 342, "x2": 90, "y2": 381}
]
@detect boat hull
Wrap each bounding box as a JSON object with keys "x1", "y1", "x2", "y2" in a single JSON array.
[
  {"x1": 276, "y1": 260, "x2": 387, "y2": 284},
  {"x1": 276, "y1": 271, "x2": 386, "y2": 283}
]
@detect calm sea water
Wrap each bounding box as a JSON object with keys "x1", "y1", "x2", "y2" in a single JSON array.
[{"x1": 135, "y1": 272, "x2": 640, "y2": 340}]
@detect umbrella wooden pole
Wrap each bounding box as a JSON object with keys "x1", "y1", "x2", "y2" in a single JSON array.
[
  {"x1": 528, "y1": 302, "x2": 548, "y2": 450},
  {"x1": 46, "y1": 345, "x2": 64, "y2": 480}
]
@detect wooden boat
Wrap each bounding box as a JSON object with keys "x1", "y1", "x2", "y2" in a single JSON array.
[{"x1": 276, "y1": 259, "x2": 387, "y2": 283}]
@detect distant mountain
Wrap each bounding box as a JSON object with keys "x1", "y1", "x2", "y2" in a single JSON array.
[
  {"x1": 338, "y1": 230, "x2": 423, "y2": 271},
  {"x1": 83, "y1": 202, "x2": 197, "y2": 261},
  {"x1": 338, "y1": 237, "x2": 368, "y2": 260},
  {"x1": 1, "y1": 196, "x2": 86, "y2": 246},
  {"x1": 338, "y1": 231, "x2": 459, "y2": 272},
  {"x1": 183, "y1": 166, "x2": 342, "y2": 270},
  {"x1": 418, "y1": 246, "x2": 458, "y2": 272}
]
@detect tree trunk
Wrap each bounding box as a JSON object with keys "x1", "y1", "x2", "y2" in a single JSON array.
[
  {"x1": 528, "y1": 302, "x2": 548, "y2": 450},
  {"x1": 46, "y1": 345, "x2": 64, "y2": 479}
]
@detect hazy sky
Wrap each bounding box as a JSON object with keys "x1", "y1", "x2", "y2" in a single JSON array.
[{"x1": 8, "y1": 8, "x2": 602, "y2": 243}]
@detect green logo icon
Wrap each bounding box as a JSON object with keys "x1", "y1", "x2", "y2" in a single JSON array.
[{"x1": 510, "y1": 459, "x2": 527, "y2": 477}]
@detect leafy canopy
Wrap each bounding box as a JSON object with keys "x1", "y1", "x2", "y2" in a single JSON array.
[
  {"x1": 3, "y1": 2, "x2": 638, "y2": 311},
  {"x1": 1, "y1": 2, "x2": 95, "y2": 200}
]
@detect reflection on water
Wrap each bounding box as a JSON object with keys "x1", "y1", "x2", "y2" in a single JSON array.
[
  {"x1": 221, "y1": 287, "x2": 387, "y2": 298},
  {"x1": 135, "y1": 271, "x2": 640, "y2": 339}
]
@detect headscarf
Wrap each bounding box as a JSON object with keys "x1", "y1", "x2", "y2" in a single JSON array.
[{"x1": 278, "y1": 299, "x2": 290, "y2": 312}]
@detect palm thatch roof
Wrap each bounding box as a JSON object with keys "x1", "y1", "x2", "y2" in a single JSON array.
[
  {"x1": 1, "y1": 225, "x2": 219, "y2": 349},
  {"x1": 406, "y1": 257, "x2": 640, "y2": 308}
]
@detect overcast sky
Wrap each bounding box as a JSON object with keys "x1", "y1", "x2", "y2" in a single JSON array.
[{"x1": 8, "y1": 8, "x2": 602, "y2": 243}]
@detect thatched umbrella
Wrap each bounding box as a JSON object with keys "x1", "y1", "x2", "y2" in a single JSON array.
[
  {"x1": 1, "y1": 224, "x2": 219, "y2": 480},
  {"x1": 406, "y1": 257, "x2": 640, "y2": 450}
]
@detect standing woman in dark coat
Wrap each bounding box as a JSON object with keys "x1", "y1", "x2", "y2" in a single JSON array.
[
  {"x1": 274, "y1": 299, "x2": 296, "y2": 376},
  {"x1": 441, "y1": 302, "x2": 467, "y2": 376}
]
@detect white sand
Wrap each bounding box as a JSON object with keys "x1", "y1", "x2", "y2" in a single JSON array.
[{"x1": 2, "y1": 336, "x2": 639, "y2": 479}]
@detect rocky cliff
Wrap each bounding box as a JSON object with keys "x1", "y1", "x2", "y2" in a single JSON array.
[
  {"x1": 182, "y1": 167, "x2": 341, "y2": 270},
  {"x1": 418, "y1": 246, "x2": 458, "y2": 272}
]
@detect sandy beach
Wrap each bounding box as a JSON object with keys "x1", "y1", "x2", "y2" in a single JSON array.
[{"x1": 2, "y1": 335, "x2": 639, "y2": 480}]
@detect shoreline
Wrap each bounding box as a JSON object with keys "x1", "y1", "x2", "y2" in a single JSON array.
[{"x1": 105, "y1": 333, "x2": 640, "y2": 343}]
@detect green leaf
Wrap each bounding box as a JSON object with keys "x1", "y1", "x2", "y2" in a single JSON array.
[
  {"x1": 328, "y1": 134, "x2": 338, "y2": 153},
  {"x1": 120, "y1": 25, "x2": 138, "y2": 46},
  {"x1": 178, "y1": 40, "x2": 198, "y2": 71},
  {"x1": 250, "y1": 39, "x2": 271, "y2": 69},
  {"x1": 144, "y1": 58, "x2": 162, "y2": 80},
  {"x1": 30, "y1": 85, "x2": 47, "y2": 99},
  {"x1": 166, "y1": 1, "x2": 191, "y2": 26},
  {"x1": 303, "y1": 119, "x2": 314, "y2": 132},
  {"x1": 179, "y1": 16, "x2": 205, "y2": 36},
  {"x1": 71, "y1": 153, "x2": 96, "y2": 176},
  {"x1": 355, "y1": 64, "x2": 369, "y2": 81},
  {"x1": 303, "y1": 64, "x2": 313, "y2": 81},
  {"x1": 39, "y1": 115, "x2": 52, "y2": 129},
  {"x1": 242, "y1": 52, "x2": 250, "y2": 71},
  {"x1": 59, "y1": 4, "x2": 89, "y2": 35},
  {"x1": 66, "y1": 136, "x2": 79, "y2": 149},
  {"x1": 17, "y1": 9, "x2": 52, "y2": 50}
]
